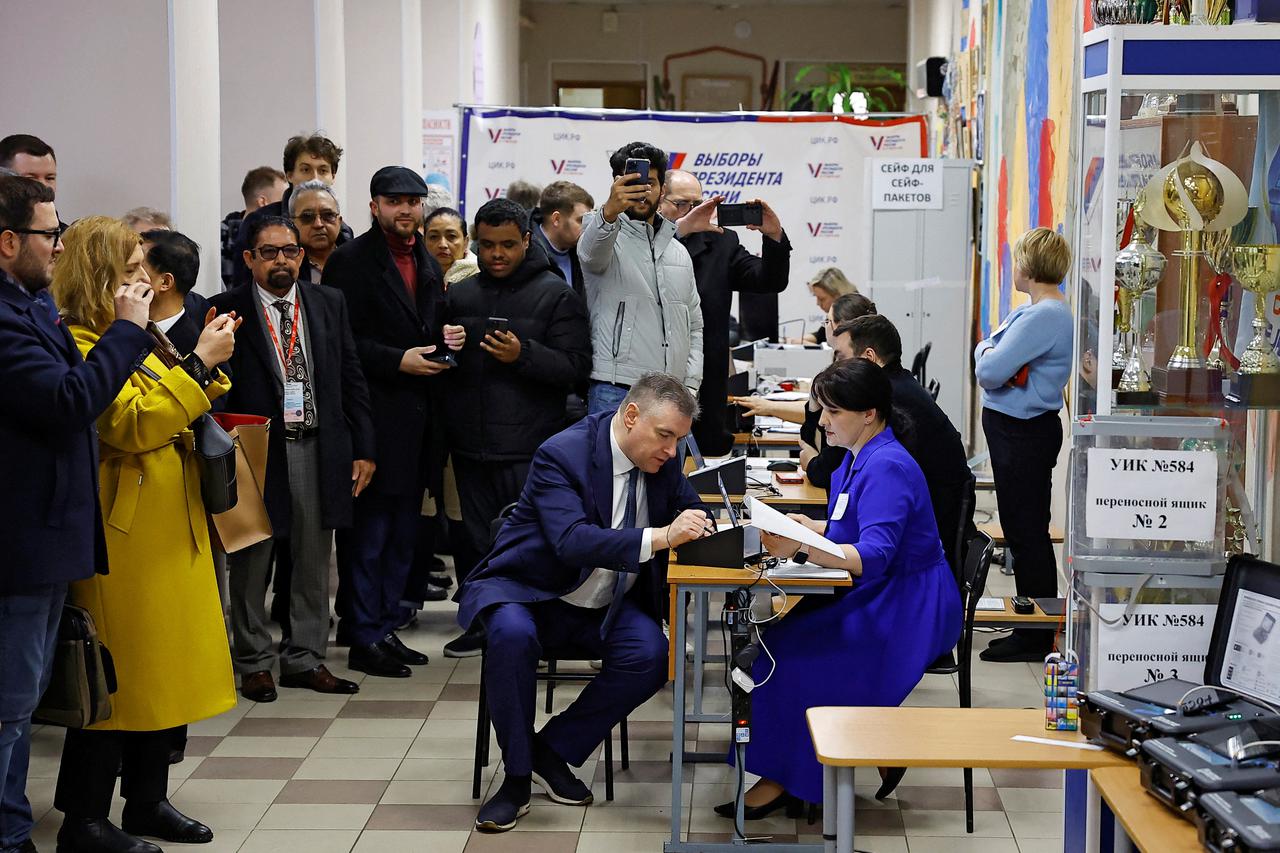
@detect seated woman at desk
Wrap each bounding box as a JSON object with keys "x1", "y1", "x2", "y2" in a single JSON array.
[{"x1": 717, "y1": 358, "x2": 961, "y2": 819}]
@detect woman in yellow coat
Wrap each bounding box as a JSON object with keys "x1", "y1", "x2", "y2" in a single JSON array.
[{"x1": 48, "y1": 217, "x2": 239, "y2": 853}]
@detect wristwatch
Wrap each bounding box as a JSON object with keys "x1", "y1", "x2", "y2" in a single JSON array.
[{"x1": 792, "y1": 548, "x2": 809, "y2": 565}]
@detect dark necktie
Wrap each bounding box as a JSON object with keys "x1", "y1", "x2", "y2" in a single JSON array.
[
  {"x1": 273, "y1": 299, "x2": 317, "y2": 428},
  {"x1": 601, "y1": 467, "x2": 640, "y2": 639}
]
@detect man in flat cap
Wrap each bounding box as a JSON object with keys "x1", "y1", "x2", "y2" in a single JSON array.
[{"x1": 322, "y1": 166, "x2": 466, "y2": 677}]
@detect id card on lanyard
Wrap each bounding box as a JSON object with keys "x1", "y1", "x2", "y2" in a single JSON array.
[{"x1": 263, "y1": 299, "x2": 304, "y2": 424}]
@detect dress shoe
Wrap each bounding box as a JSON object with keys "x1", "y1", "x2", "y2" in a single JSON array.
[
  {"x1": 121, "y1": 799, "x2": 213, "y2": 844},
  {"x1": 530, "y1": 734, "x2": 593, "y2": 805},
  {"x1": 56, "y1": 816, "x2": 160, "y2": 853},
  {"x1": 279, "y1": 664, "x2": 360, "y2": 694},
  {"x1": 475, "y1": 774, "x2": 531, "y2": 833},
  {"x1": 875, "y1": 767, "x2": 907, "y2": 800},
  {"x1": 442, "y1": 625, "x2": 485, "y2": 658},
  {"x1": 348, "y1": 642, "x2": 411, "y2": 678},
  {"x1": 239, "y1": 670, "x2": 277, "y2": 703},
  {"x1": 713, "y1": 791, "x2": 802, "y2": 820},
  {"x1": 979, "y1": 632, "x2": 1052, "y2": 663},
  {"x1": 427, "y1": 571, "x2": 454, "y2": 589},
  {"x1": 380, "y1": 632, "x2": 429, "y2": 666}
]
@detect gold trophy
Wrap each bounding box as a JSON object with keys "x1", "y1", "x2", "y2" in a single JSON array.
[
  {"x1": 1114, "y1": 204, "x2": 1167, "y2": 395},
  {"x1": 1230, "y1": 245, "x2": 1280, "y2": 375},
  {"x1": 1139, "y1": 141, "x2": 1248, "y2": 401}
]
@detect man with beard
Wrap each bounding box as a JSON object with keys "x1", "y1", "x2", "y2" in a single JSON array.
[
  {"x1": 578, "y1": 141, "x2": 702, "y2": 413},
  {"x1": 0, "y1": 175, "x2": 155, "y2": 853},
  {"x1": 322, "y1": 166, "x2": 465, "y2": 677}
]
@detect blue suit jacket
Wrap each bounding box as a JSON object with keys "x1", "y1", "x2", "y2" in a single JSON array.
[
  {"x1": 456, "y1": 411, "x2": 707, "y2": 629},
  {"x1": 0, "y1": 275, "x2": 153, "y2": 594}
]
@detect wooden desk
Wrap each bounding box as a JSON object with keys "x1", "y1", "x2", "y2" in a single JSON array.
[
  {"x1": 665, "y1": 563, "x2": 851, "y2": 853},
  {"x1": 699, "y1": 476, "x2": 828, "y2": 515},
  {"x1": 979, "y1": 519, "x2": 1066, "y2": 545},
  {"x1": 807, "y1": 707, "x2": 1126, "y2": 853},
  {"x1": 1091, "y1": 766, "x2": 1200, "y2": 853},
  {"x1": 974, "y1": 596, "x2": 1062, "y2": 629},
  {"x1": 732, "y1": 430, "x2": 801, "y2": 451}
]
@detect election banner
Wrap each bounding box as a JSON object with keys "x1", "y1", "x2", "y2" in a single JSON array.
[{"x1": 459, "y1": 107, "x2": 927, "y2": 329}]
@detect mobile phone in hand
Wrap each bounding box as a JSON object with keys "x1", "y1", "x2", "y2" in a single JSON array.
[
  {"x1": 486, "y1": 316, "x2": 510, "y2": 336},
  {"x1": 422, "y1": 352, "x2": 457, "y2": 367},
  {"x1": 624, "y1": 158, "x2": 650, "y2": 186},
  {"x1": 717, "y1": 202, "x2": 763, "y2": 227},
  {"x1": 1011, "y1": 364, "x2": 1030, "y2": 387}
]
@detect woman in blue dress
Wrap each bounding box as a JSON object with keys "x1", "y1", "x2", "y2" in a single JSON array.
[{"x1": 718, "y1": 358, "x2": 962, "y2": 818}]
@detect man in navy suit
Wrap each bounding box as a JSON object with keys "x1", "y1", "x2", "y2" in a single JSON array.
[
  {"x1": 456, "y1": 373, "x2": 714, "y2": 833},
  {"x1": 0, "y1": 176, "x2": 155, "y2": 853}
]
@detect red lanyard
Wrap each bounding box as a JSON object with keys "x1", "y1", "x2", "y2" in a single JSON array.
[{"x1": 262, "y1": 298, "x2": 300, "y2": 366}]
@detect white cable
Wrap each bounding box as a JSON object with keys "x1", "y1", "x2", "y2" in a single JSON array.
[
  {"x1": 1069, "y1": 572, "x2": 1152, "y2": 626},
  {"x1": 750, "y1": 623, "x2": 778, "y2": 689},
  {"x1": 1230, "y1": 739, "x2": 1280, "y2": 763},
  {"x1": 1176, "y1": 684, "x2": 1280, "y2": 716}
]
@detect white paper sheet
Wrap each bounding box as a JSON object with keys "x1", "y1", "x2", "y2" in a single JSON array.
[
  {"x1": 767, "y1": 425, "x2": 802, "y2": 435},
  {"x1": 766, "y1": 562, "x2": 849, "y2": 580},
  {"x1": 976, "y1": 597, "x2": 1005, "y2": 611},
  {"x1": 764, "y1": 391, "x2": 809, "y2": 402},
  {"x1": 746, "y1": 496, "x2": 843, "y2": 559}
]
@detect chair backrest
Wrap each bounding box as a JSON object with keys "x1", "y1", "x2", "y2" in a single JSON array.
[
  {"x1": 488, "y1": 501, "x2": 520, "y2": 548},
  {"x1": 960, "y1": 531, "x2": 996, "y2": 629},
  {"x1": 952, "y1": 472, "x2": 977, "y2": 582},
  {"x1": 911, "y1": 341, "x2": 932, "y2": 384},
  {"x1": 927, "y1": 379, "x2": 941, "y2": 401}
]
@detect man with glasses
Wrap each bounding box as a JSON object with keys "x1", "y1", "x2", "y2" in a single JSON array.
[
  {"x1": 211, "y1": 216, "x2": 375, "y2": 702},
  {"x1": 657, "y1": 169, "x2": 791, "y2": 456},
  {"x1": 322, "y1": 166, "x2": 465, "y2": 678},
  {"x1": 289, "y1": 179, "x2": 343, "y2": 283},
  {"x1": 0, "y1": 175, "x2": 155, "y2": 853}
]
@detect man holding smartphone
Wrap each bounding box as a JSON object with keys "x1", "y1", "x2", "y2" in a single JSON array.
[
  {"x1": 441, "y1": 198, "x2": 592, "y2": 657},
  {"x1": 578, "y1": 141, "x2": 702, "y2": 413}
]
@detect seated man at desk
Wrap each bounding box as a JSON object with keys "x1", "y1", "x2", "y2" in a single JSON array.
[
  {"x1": 455, "y1": 372, "x2": 713, "y2": 832},
  {"x1": 719, "y1": 359, "x2": 961, "y2": 819}
]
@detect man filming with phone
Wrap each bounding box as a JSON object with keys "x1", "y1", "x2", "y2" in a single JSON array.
[
  {"x1": 658, "y1": 170, "x2": 791, "y2": 456},
  {"x1": 441, "y1": 198, "x2": 592, "y2": 657},
  {"x1": 579, "y1": 141, "x2": 702, "y2": 414}
]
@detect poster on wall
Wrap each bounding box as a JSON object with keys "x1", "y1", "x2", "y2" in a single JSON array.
[
  {"x1": 459, "y1": 107, "x2": 927, "y2": 328},
  {"x1": 422, "y1": 110, "x2": 457, "y2": 190}
]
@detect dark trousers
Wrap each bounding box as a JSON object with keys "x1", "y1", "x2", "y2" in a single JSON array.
[
  {"x1": 55, "y1": 728, "x2": 173, "y2": 818},
  {"x1": 482, "y1": 598, "x2": 667, "y2": 777},
  {"x1": 0, "y1": 583, "x2": 66, "y2": 851},
  {"x1": 452, "y1": 457, "x2": 531, "y2": 587},
  {"x1": 336, "y1": 492, "x2": 420, "y2": 648},
  {"x1": 983, "y1": 407, "x2": 1063, "y2": 630}
]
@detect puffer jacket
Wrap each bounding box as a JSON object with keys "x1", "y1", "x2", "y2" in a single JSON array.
[{"x1": 577, "y1": 209, "x2": 702, "y2": 390}]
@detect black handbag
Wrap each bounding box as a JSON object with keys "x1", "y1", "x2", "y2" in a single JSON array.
[
  {"x1": 33, "y1": 604, "x2": 117, "y2": 728},
  {"x1": 141, "y1": 325, "x2": 238, "y2": 514}
]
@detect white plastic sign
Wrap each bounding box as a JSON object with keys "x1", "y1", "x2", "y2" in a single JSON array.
[
  {"x1": 1094, "y1": 603, "x2": 1217, "y2": 691},
  {"x1": 1084, "y1": 448, "x2": 1217, "y2": 542},
  {"x1": 870, "y1": 159, "x2": 943, "y2": 209}
]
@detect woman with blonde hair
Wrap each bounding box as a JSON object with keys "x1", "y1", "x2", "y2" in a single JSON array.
[
  {"x1": 803, "y1": 266, "x2": 856, "y2": 343},
  {"x1": 50, "y1": 216, "x2": 239, "y2": 853}
]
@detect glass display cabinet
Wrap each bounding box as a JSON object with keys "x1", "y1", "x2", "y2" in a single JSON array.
[{"x1": 1068, "y1": 23, "x2": 1280, "y2": 690}]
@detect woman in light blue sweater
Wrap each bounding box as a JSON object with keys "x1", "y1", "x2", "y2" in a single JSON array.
[{"x1": 973, "y1": 227, "x2": 1074, "y2": 662}]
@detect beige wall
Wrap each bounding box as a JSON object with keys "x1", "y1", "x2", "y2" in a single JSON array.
[{"x1": 520, "y1": 2, "x2": 908, "y2": 109}]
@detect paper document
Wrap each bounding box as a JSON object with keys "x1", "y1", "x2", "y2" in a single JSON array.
[
  {"x1": 768, "y1": 425, "x2": 802, "y2": 435},
  {"x1": 691, "y1": 456, "x2": 742, "y2": 473},
  {"x1": 754, "y1": 416, "x2": 784, "y2": 429},
  {"x1": 746, "y1": 496, "x2": 843, "y2": 559},
  {"x1": 976, "y1": 597, "x2": 1005, "y2": 611},
  {"x1": 1010, "y1": 735, "x2": 1102, "y2": 751},
  {"x1": 764, "y1": 391, "x2": 809, "y2": 402},
  {"x1": 766, "y1": 562, "x2": 849, "y2": 580}
]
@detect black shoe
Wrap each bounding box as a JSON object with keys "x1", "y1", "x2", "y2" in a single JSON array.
[
  {"x1": 56, "y1": 817, "x2": 161, "y2": 853},
  {"x1": 926, "y1": 650, "x2": 957, "y2": 673},
  {"x1": 475, "y1": 774, "x2": 532, "y2": 832},
  {"x1": 713, "y1": 791, "x2": 803, "y2": 820},
  {"x1": 979, "y1": 633, "x2": 1052, "y2": 663},
  {"x1": 348, "y1": 642, "x2": 412, "y2": 678},
  {"x1": 875, "y1": 767, "x2": 907, "y2": 800},
  {"x1": 530, "y1": 734, "x2": 593, "y2": 805},
  {"x1": 121, "y1": 799, "x2": 213, "y2": 844},
  {"x1": 427, "y1": 571, "x2": 454, "y2": 589},
  {"x1": 443, "y1": 625, "x2": 486, "y2": 658},
  {"x1": 380, "y1": 632, "x2": 429, "y2": 666}
]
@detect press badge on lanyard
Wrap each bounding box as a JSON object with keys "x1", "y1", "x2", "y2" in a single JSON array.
[
  {"x1": 263, "y1": 300, "x2": 305, "y2": 424},
  {"x1": 832, "y1": 493, "x2": 849, "y2": 521}
]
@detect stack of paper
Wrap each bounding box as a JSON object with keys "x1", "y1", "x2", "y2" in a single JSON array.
[{"x1": 746, "y1": 497, "x2": 843, "y2": 558}]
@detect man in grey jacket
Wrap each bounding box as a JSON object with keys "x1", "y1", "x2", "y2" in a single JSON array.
[{"x1": 578, "y1": 141, "x2": 702, "y2": 413}]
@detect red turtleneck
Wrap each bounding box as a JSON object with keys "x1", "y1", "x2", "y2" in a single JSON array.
[{"x1": 386, "y1": 230, "x2": 418, "y2": 302}]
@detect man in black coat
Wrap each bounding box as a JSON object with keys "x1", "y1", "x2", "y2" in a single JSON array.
[
  {"x1": 441, "y1": 198, "x2": 592, "y2": 657},
  {"x1": 140, "y1": 228, "x2": 209, "y2": 354},
  {"x1": 836, "y1": 315, "x2": 976, "y2": 577},
  {"x1": 657, "y1": 171, "x2": 791, "y2": 457},
  {"x1": 212, "y1": 216, "x2": 375, "y2": 702},
  {"x1": 321, "y1": 166, "x2": 466, "y2": 677},
  {"x1": 0, "y1": 176, "x2": 155, "y2": 853}
]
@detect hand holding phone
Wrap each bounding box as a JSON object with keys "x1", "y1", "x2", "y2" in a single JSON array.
[
  {"x1": 716, "y1": 202, "x2": 764, "y2": 228},
  {"x1": 624, "y1": 157, "x2": 650, "y2": 186}
]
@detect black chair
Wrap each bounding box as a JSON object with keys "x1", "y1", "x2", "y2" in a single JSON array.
[
  {"x1": 470, "y1": 503, "x2": 630, "y2": 802},
  {"x1": 927, "y1": 378, "x2": 941, "y2": 401},
  {"x1": 926, "y1": 473, "x2": 978, "y2": 677},
  {"x1": 910, "y1": 341, "x2": 933, "y2": 385}
]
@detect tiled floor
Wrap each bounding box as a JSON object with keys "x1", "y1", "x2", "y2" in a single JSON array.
[{"x1": 24, "y1": 508, "x2": 1065, "y2": 852}]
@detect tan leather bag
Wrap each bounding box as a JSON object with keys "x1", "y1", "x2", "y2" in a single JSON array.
[{"x1": 209, "y1": 413, "x2": 273, "y2": 553}]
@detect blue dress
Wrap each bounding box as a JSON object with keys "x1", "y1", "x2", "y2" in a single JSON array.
[{"x1": 739, "y1": 427, "x2": 962, "y2": 803}]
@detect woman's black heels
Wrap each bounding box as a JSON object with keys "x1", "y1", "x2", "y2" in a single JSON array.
[{"x1": 714, "y1": 791, "x2": 804, "y2": 820}]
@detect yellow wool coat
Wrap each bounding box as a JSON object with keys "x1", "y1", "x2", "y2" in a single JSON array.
[{"x1": 71, "y1": 326, "x2": 237, "y2": 732}]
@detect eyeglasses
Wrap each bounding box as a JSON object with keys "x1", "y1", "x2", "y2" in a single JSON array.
[
  {"x1": 663, "y1": 199, "x2": 698, "y2": 214},
  {"x1": 295, "y1": 210, "x2": 339, "y2": 225},
  {"x1": 3, "y1": 224, "x2": 67, "y2": 247},
  {"x1": 253, "y1": 244, "x2": 303, "y2": 260}
]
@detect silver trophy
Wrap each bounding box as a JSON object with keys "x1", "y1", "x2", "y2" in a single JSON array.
[{"x1": 1114, "y1": 204, "x2": 1167, "y2": 393}]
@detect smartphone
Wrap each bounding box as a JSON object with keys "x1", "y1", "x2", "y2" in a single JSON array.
[
  {"x1": 717, "y1": 202, "x2": 764, "y2": 227},
  {"x1": 624, "y1": 157, "x2": 650, "y2": 186},
  {"x1": 486, "y1": 316, "x2": 510, "y2": 336},
  {"x1": 422, "y1": 352, "x2": 457, "y2": 367}
]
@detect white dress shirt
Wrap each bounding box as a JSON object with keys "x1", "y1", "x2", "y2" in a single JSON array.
[
  {"x1": 154, "y1": 308, "x2": 185, "y2": 335},
  {"x1": 560, "y1": 424, "x2": 655, "y2": 609},
  {"x1": 254, "y1": 283, "x2": 311, "y2": 376}
]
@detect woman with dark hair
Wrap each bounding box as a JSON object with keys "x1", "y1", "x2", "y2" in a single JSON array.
[
  {"x1": 717, "y1": 358, "x2": 961, "y2": 819},
  {"x1": 423, "y1": 207, "x2": 478, "y2": 286}
]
